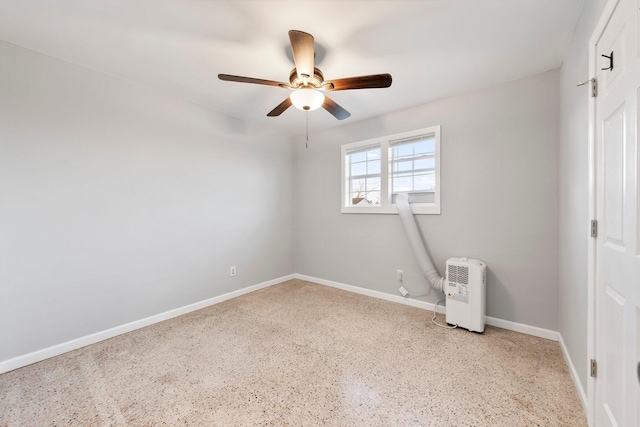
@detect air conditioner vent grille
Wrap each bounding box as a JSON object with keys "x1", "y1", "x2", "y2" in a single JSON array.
[{"x1": 448, "y1": 264, "x2": 469, "y2": 285}]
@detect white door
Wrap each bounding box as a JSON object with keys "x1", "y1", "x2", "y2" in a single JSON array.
[{"x1": 594, "y1": 0, "x2": 640, "y2": 425}]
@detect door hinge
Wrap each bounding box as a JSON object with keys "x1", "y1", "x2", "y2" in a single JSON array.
[
  {"x1": 591, "y1": 220, "x2": 598, "y2": 238},
  {"x1": 591, "y1": 359, "x2": 597, "y2": 378},
  {"x1": 577, "y1": 78, "x2": 597, "y2": 97}
]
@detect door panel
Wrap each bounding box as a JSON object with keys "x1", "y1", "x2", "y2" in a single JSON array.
[
  {"x1": 603, "y1": 104, "x2": 625, "y2": 248},
  {"x1": 603, "y1": 285, "x2": 625, "y2": 425}
]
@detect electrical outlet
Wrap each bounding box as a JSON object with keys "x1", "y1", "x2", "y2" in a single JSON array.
[
  {"x1": 230, "y1": 266, "x2": 236, "y2": 277},
  {"x1": 397, "y1": 270, "x2": 404, "y2": 281}
]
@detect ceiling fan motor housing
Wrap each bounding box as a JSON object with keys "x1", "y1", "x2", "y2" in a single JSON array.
[{"x1": 289, "y1": 67, "x2": 324, "y2": 89}]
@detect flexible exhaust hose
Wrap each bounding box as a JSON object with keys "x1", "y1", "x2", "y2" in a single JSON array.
[{"x1": 396, "y1": 193, "x2": 444, "y2": 292}]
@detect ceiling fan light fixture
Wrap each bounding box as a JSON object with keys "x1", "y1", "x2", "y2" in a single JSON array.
[
  {"x1": 290, "y1": 88, "x2": 325, "y2": 111},
  {"x1": 219, "y1": 30, "x2": 390, "y2": 120}
]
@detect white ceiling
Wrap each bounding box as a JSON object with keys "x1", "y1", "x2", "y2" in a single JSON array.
[{"x1": 0, "y1": 0, "x2": 585, "y2": 138}]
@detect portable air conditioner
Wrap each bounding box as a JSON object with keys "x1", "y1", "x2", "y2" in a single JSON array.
[{"x1": 444, "y1": 257, "x2": 486, "y2": 333}]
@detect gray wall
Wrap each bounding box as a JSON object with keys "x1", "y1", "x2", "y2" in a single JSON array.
[
  {"x1": 294, "y1": 70, "x2": 560, "y2": 331},
  {"x1": 0, "y1": 41, "x2": 294, "y2": 362},
  {"x1": 558, "y1": 0, "x2": 607, "y2": 395}
]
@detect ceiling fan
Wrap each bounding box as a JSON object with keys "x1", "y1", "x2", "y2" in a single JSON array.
[{"x1": 218, "y1": 30, "x2": 392, "y2": 120}]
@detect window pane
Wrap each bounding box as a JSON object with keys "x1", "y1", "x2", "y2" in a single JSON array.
[
  {"x1": 414, "y1": 175, "x2": 430, "y2": 191},
  {"x1": 390, "y1": 133, "x2": 437, "y2": 195},
  {"x1": 414, "y1": 173, "x2": 435, "y2": 191},
  {"x1": 351, "y1": 162, "x2": 366, "y2": 176},
  {"x1": 368, "y1": 160, "x2": 381, "y2": 174},
  {"x1": 350, "y1": 151, "x2": 365, "y2": 162},
  {"x1": 423, "y1": 138, "x2": 435, "y2": 154},
  {"x1": 351, "y1": 192, "x2": 368, "y2": 205},
  {"x1": 393, "y1": 176, "x2": 413, "y2": 192},
  {"x1": 366, "y1": 191, "x2": 381, "y2": 205},
  {"x1": 426, "y1": 158, "x2": 435, "y2": 169},
  {"x1": 398, "y1": 161, "x2": 412, "y2": 172},
  {"x1": 414, "y1": 140, "x2": 429, "y2": 154},
  {"x1": 346, "y1": 144, "x2": 383, "y2": 206},
  {"x1": 414, "y1": 158, "x2": 431, "y2": 170},
  {"x1": 350, "y1": 178, "x2": 366, "y2": 194},
  {"x1": 367, "y1": 176, "x2": 381, "y2": 191},
  {"x1": 396, "y1": 144, "x2": 413, "y2": 158}
]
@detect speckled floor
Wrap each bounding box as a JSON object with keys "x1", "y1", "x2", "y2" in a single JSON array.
[{"x1": 0, "y1": 279, "x2": 587, "y2": 426}]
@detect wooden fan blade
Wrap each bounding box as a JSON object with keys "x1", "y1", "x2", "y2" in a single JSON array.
[
  {"x1": 267, "y1": 97, "x2": 293, "y2": 117},
  {"x1": 218, "y1": 74, "x2": 289, "y2": 88},
  {"x1": 288, "y1": 30, "x2": 315, "y2": 81},
  {"x1": 324, "y1": 73, "x2": 392, "y2": 91},
  {"x1": 322, "y1": 96, "x2": 351, "y2": 120}
]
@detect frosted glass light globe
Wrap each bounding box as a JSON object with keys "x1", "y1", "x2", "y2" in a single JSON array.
[{"x1": 290, "y1": 88, "x2": 325, "y2": 111}]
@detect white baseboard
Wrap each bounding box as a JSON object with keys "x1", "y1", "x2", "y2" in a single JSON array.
[
  {"x1": 0, "y1": 274, "x2": 295, "y2": 374},
  {"x1": 558, "y1": 333, "x2": 588, "y2": 415},
  {"x1": 295, "y1": 274, "x2": 559, "y2": 341},
  {"x1": 484, "y1": 316, "x2": 558, "y2": 341},
  {"x1": 1, "y1": 273, "x2": 561, "y2": 374},
  {"x1": 294, "y1": 274, "x2": 447, "y2": 313}
]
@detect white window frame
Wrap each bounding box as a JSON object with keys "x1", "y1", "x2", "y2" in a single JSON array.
[{"x1": 341, "y1": 125, "x2": 441, "y2": 215}]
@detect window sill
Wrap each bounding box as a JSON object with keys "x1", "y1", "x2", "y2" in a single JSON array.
[{"x1": 341, "y1": 204, "x2": 441, "y2": 215}]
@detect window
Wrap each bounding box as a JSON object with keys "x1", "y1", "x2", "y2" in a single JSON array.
[
  {"x1": 341, "y1": 126, "x2": 440, "y2": 214},
  {"x1": 345, "y1": 144, "x2": 381, "y2": 206}
]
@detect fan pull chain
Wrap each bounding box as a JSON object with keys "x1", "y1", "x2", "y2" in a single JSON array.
[{"x1": 305, "y1": 111, "x2": 309, "y2": 149}]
